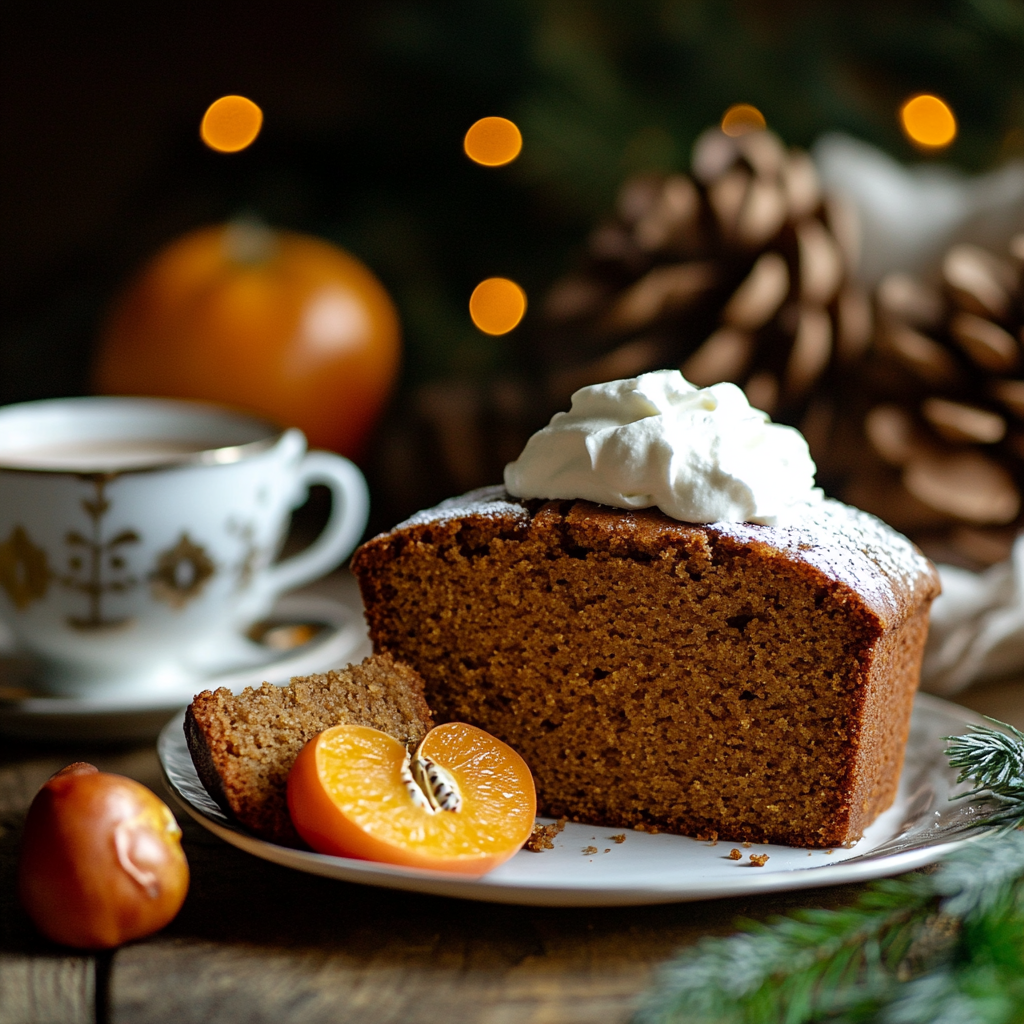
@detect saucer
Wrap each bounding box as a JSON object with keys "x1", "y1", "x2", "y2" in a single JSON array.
[{"x1": 0, "y1": 594, "x2": 371, "y2": 742}]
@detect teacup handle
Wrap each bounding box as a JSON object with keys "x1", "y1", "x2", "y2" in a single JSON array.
[{"x1": 259, "y1": 451, "x2": 369, "y2": 601}]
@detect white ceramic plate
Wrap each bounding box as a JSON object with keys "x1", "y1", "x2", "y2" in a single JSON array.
[
  {"x1": 159, "y1": 692, "x2": 997, "y2": 907},
  {"x1": 0, "y1": 595, "x2": 371, "y2": 741}
]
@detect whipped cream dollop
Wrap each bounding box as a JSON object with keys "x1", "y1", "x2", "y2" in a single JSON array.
[{"x1": 503, "y1": 370, "x2": 821, "y2": 525}]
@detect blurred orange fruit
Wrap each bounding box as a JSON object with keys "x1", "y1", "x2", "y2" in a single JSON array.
[
  {"x1": 287, "y1": 721, "x2": 536, "y2": 874},
  {"x1": 94, "y1": 221, "x2": 401, "y2": 459}
]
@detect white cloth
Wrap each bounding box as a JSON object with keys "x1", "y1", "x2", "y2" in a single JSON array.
[
  {"x1": 812, "y1": 133, "x2": 1024, "y2": 287},
  {"x1": 923, "y1": 536, "x2": 1024, "y2": 694}
]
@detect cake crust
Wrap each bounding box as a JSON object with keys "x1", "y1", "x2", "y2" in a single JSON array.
[{"x1": 352, "y1": 488, "x2": 939, "y2": 848}]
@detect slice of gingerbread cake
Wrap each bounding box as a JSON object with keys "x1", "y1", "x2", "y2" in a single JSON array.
[{"x1": 186, "y1": 653, "x2": 433, "y2": 846}]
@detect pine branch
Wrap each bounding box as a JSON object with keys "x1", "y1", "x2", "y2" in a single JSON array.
[
  {"x1": 633, "y1": 719, "x2": 1024, "y2": 1024},
  {"x1": 945, "y1": 719, "x2": 1024, "y2": 830}
]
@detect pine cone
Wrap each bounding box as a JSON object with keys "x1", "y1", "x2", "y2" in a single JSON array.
[
  {"x1": 541, "y1": 127, "x2": 872, "y2": 428},
  {"x1": 835, "y1": 233, "x2": 1024, "y2": 568}
]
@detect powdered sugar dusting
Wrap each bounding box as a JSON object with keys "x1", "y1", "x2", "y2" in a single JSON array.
[
  {"x1": 392, "y1": 485, "x2": 532, "y2": 532},
  {"x1": 710, "y1": 500, "x2": 938, "y2": 624},
  {"x1": 378, "y1": 489, "x2": 938, "y2": 625}
]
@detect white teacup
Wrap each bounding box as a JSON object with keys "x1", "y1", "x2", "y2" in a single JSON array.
[{"x1": 0, "y1": 397, "x2": 369, "y2": 698}]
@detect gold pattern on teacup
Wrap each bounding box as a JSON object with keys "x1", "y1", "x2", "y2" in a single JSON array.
[
  {"x1": 151, "y1": 533, "x2": 216, "y2": 608},
  {"x1": 226, "y1": 518, "x2": 261, "y2": 592},
  {"x1": 60, "y1": 476, "x2": 140, "y2": 631},
  {"x1": 0, "y1": 526, "x2": 51, "y2": 610}
]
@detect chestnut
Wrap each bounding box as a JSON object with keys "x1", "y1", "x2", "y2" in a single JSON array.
[{"x1": 18, "y1": 762, "x2": 189, "y2": 949}]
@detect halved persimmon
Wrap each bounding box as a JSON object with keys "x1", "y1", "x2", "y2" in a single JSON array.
[{"x1": 287, "y1": 722, "x2": 536, "y2": 875}]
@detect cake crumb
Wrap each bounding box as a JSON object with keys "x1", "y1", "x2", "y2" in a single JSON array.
[
  {"x1": 749, "y1": 853, "x2": 769, "y2": 867},
  {"x1": 583, "y1": 845, "x2": 598, "y2": 855},
  {"x1": 825, "y1": 849, "x2": 834, "y2": 855},
  {"x1": 727, "y1": 849, "x2": 742, "y2": 860},
  {"x1": 609, "y1": 834, "x2": 626, "y2": 844},
  {"x1": 525, "y1": 826, "x2": 554, "y2": 852},
  {"x1": 525, "y1": 818, "x2": 568, "y2": 853},
  {"x1": 604, "y1": 848, "x2": 610, "y2": 853},
  {"x1": 742, "y1": 842, "x2": 752, "y2": 848}
]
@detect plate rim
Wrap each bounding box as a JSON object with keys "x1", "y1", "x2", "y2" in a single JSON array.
[{"x1": 159, "y1": 692, "x2": 999, "y2": 907}]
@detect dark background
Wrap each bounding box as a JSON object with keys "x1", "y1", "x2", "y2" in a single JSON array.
[{"x1": 3, "y1": 0, "x2": 1022, "y2": 430}]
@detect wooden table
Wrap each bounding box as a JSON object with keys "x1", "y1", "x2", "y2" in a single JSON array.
[{"x1": 2, "y1": 676, "x2": 1022, "y2": 1024}]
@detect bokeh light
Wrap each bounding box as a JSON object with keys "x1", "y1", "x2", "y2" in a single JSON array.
[
  {"x1": 469, "y1": 278, "x2": 527, "y2": 334},
  {"x1": 721, "y1": 104, "x2": 767, "y2": 137},
  {"x1": 464, "y1": 117, "x2": 523, "y2": 166},
  {"x1": 900, "y1": 94, "x2": 957, "y2": 149},
  {"x1": 201, "y1": 95, "x2": 263, "y2": 153}
]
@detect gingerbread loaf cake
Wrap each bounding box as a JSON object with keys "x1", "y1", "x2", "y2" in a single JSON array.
[
  {"x1": 185, "y1": 653, "x2": 433, "y2": 846},
  {"x1": 351, "y1": 487, "x2": 940, "y2": 848}
]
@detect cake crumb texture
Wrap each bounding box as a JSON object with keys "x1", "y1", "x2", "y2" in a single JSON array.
[
  {"x1": 353, "y1": 491, "x2": 939, "y2": 848},
  {"x1": 524, "y1": 817, "x2": 567, "y2": 852},
  {"x1": 185, "y1": 653, "x2": 433, "y2": 846}
]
